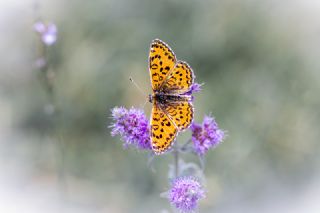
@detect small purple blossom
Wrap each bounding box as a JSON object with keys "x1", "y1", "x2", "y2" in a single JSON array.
[
  {"x1": 34, "y1": 21, "x2": 57, "y2": 46},
  {"x1": 110, "y1": 107, "x2": 151, "y2": 150},
  {"x1": 191, "y1": 115, "x2": 225, "y2": 155},
  {"x1": 169, "y1": 176, "x2": 205, "y2": 212},
  {"x1": 183, "y1": 83, "x2": 202, "y2": 96}
]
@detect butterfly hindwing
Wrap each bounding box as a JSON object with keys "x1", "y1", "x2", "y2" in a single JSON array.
[
  {"x1": 164, "y1": 101, "x2": 194, "y2": 131},
  {"x1": 162, "y1": 61, "x2": 194, "y2": 94},
  {"x1": 149, "y1": 39, "x2": 176, "y2": 91},
  {"x1": 151, "y1": 104, "x2": 178, "y2": 154}
]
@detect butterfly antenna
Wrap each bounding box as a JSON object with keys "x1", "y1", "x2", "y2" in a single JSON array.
[
  {"x1": 129, "y1": 77, "x2": 149, "y2": 109},
  {"x1": 141, "y1": 99, "x2": 148, "y2": 109},
  {"x1": 129, "y1": 77, "x2": 146, "y2": 96}
]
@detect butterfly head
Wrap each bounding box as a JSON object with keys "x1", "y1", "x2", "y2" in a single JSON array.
[{"x1": 148, "y1": 94, "x2": 153, "y2": 103}]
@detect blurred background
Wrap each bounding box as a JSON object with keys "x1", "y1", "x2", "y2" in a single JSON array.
[{"x1": 1, "y1": 0, "x2": 320, "y2": 212}]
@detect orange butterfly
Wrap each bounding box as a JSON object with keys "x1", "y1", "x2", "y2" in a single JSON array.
[{"x1": 148, "y1": 39, "x2": 194, "y2": 155}]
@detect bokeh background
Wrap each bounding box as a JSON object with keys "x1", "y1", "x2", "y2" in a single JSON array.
[{"x1": 1, "y1": 0, "x2": 320, "y2": 212}]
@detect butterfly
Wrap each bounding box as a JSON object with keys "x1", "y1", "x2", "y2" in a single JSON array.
[{"x1": 148, "y1": 39, "x2": 194, "y2": 155}]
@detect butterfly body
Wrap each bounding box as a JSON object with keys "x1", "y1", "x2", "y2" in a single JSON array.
[
  {"x1": 150, "y1": 93, "x2": 190, "y2": 105},
  {"x1": 149, "y1": 39, "x2": 195, "y2": 155}
]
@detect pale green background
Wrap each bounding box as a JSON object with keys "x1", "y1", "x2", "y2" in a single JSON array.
[{"x1": 0, "y1": 0, "x2": 320, "y2": 212}]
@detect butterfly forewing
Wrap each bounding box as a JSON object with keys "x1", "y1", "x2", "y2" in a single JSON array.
[
  {"x1": 151, "y1": 104, "x2": 178, "y2": 154},
  {"x1": 149, "y1": 39, "x2": 176, "y2": 91}
]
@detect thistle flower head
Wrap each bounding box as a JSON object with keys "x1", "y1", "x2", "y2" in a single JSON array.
[
  {"x1": 110, "y1": 107, "x2": 151, "y2": 150},
  {"x1": 191, "y1": 115, "x2": 225, "y2": 156},
  {"x1": 169, "y1": 176, "x2": 205, "y2": 212},
  {"x1": 34, "y1": 21, "x2": 57, "y2": 46}
]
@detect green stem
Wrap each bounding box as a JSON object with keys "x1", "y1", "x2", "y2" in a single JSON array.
[
  {"x1": 35, "y1": 30, "x2": 67, "y2": 197},
  {"x1": 174, "y1": 143, "x2": 179, "y2": 178},
  {"x1": 180, "y1": 139, "x2": 191, "y2": 152}
]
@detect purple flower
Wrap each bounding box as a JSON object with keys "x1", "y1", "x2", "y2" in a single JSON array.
[
  {"x1": 169, "y1": 176, "x2": 205, "y2": 212},
  {"x1": 110, "y1": 107, "x2": 151, "y2": 150},
  {"x1": 183, "y1": 83, "x2": 202, "y2": 96},
  {"x1": 34, "y1": 21, "x2": 57, "y2": 46},
  {"x1": 191, "y1": 115, "x2": 225, "y2": 155}
]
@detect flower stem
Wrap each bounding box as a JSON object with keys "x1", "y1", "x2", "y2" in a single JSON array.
[
  {"x1": 180, "y1": 139, "x2": 191, "y2": 152},
  {"x1": 34, "y1": 24, "x2": 67, "y2": 197},
  {"x1": 174, "y1": 143, "x2": 179, "y2": 178}
]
